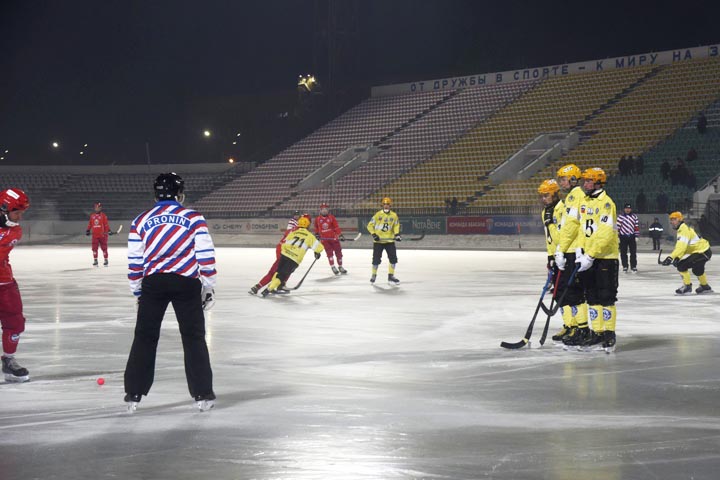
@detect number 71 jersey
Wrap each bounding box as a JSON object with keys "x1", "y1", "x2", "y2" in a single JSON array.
[{"x1": 280, "y1": 227, "x2": 324, "y2": 264}]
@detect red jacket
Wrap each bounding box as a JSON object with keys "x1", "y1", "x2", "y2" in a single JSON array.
[
  {"x1": 0, "y1": 225, "x2": 22, "y2": 283},
  {"x1": 87, "y1": 212, "x2": 110, "y2": 239},
  {"x1": 314, "y1": 214, "x2": 342, "y2": 241}
]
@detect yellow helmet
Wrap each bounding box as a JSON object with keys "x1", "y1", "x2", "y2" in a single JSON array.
[
  {"x1": 382, "y1": 197, "x2": 392, "y2": 206},
  {"x1": 557, "y1": 164, "x2": 581, "y2": 182},
  {"x1": 537, "y1": 179, "x2": 560, "y2": 195},
  {"x1": 669, "y1": 211, "x2": 684, "y2": 222},
  {"x1": 297, "y1": 216, "x2": 311, "y2": 228},
  {"x1": 581, "y1": 167, "x2": 607, "y2": 184}
]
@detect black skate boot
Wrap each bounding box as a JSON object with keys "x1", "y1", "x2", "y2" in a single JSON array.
[
  {"x1": 388, "y1": 274, "x2": 400, "y2": 285},
  {"x1": 249, "y1": 283, "x2": 260, "y2": 295},
  {"x1": 93, "y1": 259, "x2": 99, "y2": 267},
  {"x1": 261, "y1": 289, "x2": 271, "y2": 297},
  {"x1": 579, "y1": 330, "x2": 605, "y2": 351},
  {"x1": 560, "y1": 326, "x2": 578, "y2": 345},
  {"x1": 602, "y1": 330, "x2": 616, "y2": 353},
  {"x1": 194, "y1": 392, "x2": 216, "y2": 412},
  {"x1": 276, "y1": 284, "x2": 290, "y2": 294},
  {"x1": 622, "y1": 267, "x2": 628, "y2": 273},
  {"x1": 564, "y1": 327, "x2": 590, "y2": 349},
  {"x1": 2, "y1": 356, "x2": 30, "y2": 382},
  {"x1": 331, "y1": 266, "x2": 339, "y2": 275},
  {"x1": 551, "y1": 325, "x2": 571, "y2": 343},
  {"x1": 103, "y1": 258, "x2": 109, "y2": 267},
  {"x1": 675, "y1": 284, "x2": 692, "y2": 295},
  {"x1": 338, "y1": 266, "x2": 347, "y2": 274},
  {"x1": 696, "y1": 284, "x2": 713, "y2": 294},
  {"x1": 370, "y1": 273, "x2": 376, "y2": 284},
  {"x1": 124, "y1": 393, "x2": 142, "y2": 413}
]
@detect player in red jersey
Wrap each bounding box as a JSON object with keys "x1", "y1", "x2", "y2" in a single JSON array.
[
  {"x1": 86, "y1": 202, "x2": 115, "y2": 267},
  {"x1": 0, "y1": 188, "x2": 31, "y2": 382},
  {"x1": 248, "y1": 214, "x2": 308, "y2": 295},
  {"x1": 313, "y1": 203, "x2": 346, "y2": 275}
]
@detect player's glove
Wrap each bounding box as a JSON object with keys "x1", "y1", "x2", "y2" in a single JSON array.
[
  {"x1": 201, "y1": 287, "x2": 215, "y2": 311},
  {"x1": 394, "y1": 234, "x2": 402, "y2": 242},
  {"x1": 547, "y1": 255, "x2": 555, "y2": 270},
  {"x1": 85, "y1": 230, "x2": 90, "y2": 236},
  {"x1": 372, "y1": 234, "x2": 380, "y2": 242},
  {"x1": 314, "y1": 251, "x2": 321, "y2": 259},
  {"x1": 661, "y1": 256, "x2": 673, "y2": 266},
  {"x1": 338, "y1": 234, "x2": 345, "y2": 241},
  {"x1": 108, "y1": 231, "x2": 115, "y2": 236},
  {"x1": 554, "y1": 250, "x2": 566, "y2": 271},
  {"x1": 576, "y1": 254, "x2": 594, "y2": 272}
]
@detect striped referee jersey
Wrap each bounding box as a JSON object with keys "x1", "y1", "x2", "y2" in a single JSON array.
[
  {"x1": 128, "y1": 200, "x2": 217, "y2": 296},
  {"x1": 617, "y1": 212, "x2": 639, "y2": 237}
]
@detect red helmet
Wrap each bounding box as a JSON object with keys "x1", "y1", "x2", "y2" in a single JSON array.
[
  {"x1": 320, "y1": 202, "x2": 329, "y2": 209},
  {"x1": 0, "y1": 188, "x2": 30, "y2": 212},
  {"x1": 94, "y1": 202, "x2": 102, "y2": 210}
]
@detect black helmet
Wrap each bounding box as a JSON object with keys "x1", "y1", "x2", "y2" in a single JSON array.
[{"x1": 154, "y1": 172, "x2": 184, "y2": 200}]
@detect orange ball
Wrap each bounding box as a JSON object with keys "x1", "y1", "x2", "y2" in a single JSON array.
[{"x1": 97, "y1": 377, "x2": 105, "y2": 386}]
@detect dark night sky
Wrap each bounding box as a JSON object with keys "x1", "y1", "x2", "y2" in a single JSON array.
[{"x1": 1, "y1": 0, "x2": 719, "y2": 165}]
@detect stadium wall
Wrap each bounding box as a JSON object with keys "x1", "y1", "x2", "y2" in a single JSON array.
[{"x1": 371, "y1": 43, "x2": 720, "y2": 96}]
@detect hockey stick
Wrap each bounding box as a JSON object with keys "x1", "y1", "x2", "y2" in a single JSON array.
[
  {"x1": 342, "y1": 232, "x2": 362, "y2": 242},
  {"x1": 288, "y1": 257, "x2": 318, "y2": 290},
  {"x1": 657, "y1": 249, "x2": 663, "y2": 265},
  {"x1": 500, "y1": 270, "x2": 554, "y2": 350},
  {"x1": 406, "y1": 232, "x2": 425, "y2": 241},
  {"x1": 539, "y1": 264, "x2": 580, "y2": 316},
  {"x1": 539, "y1": 268, "x2": 573, "y2": 345}
]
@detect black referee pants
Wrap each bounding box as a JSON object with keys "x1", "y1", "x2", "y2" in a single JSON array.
[
  {"x1": 124, "y1": 274, "x2": 214, "y2": 399},
  {"x1": 619, "y1": 235, "x2": 637, "y2": 270}
]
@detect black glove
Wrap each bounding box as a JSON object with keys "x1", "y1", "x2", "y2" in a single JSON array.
[
  {"x1": 85, "y1": 230, "x2": 90, "y2": 236},
  {"x1": 661, "y1": 256, "x2": 673, "y2": 266},
  {"x1": 394, "y1": 234, "x2": 402, "y2": 242},
  {"x1": 108, "y1": 231, "x2": 115, "y2": 236},
  {"x1": 672, "y1": 257, "x2": 680, "y2": 267},
  {"x1": 314, "y1": 251, "x2": 321, "y2": 259},
  {"x1": 338, "y1": 234, "x2": 345, "y2": 241},
  {"x1": 547, "y1": 255, "x2": 555, "y2": 270},
  {"x1": 372, "y1": 234, "x2": 380, "y2": 241}
]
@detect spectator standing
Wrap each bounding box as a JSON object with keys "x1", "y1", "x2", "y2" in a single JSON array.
[
  {"x1": 450, "y1": 196, "x2": 458, "y2": 215},
  {"x1": 635, "y1": 155, "x2": 644, "y2": 175},
  {"x1": 660, "y1": 159, "x2": 671, "y2": 181},
  {"x1": 697, "y1": 112, "x2": 707, "y2": 135},
  {"x1": 635, "y1": 188, "x2": 647, "y2": 213},
  {"x1": 656, "y1": 191, "x2": 669, "y2": 213},
  {"x1": 617, "y1": 203, "x2": 640, "y2": 273},
  {"x1": 649, "y1": 217, "x2": 664, "y2": 251}
]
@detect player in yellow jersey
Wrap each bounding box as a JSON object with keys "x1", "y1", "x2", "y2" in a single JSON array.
[
  {"x1": 539, "y1": 179, "x2": 563, "y2": 271},
  {"x1": 262, "y1": 216, "x2": 324, "y2": 297},
  {"x1": 573, "y1": 168, "x2": 619, "y2": 352},
  {"x1": 552, "y1": 164, "x2": 588, "y2": 344},
  {"x1": 367, "y1": 197, "x2": 401, "y2": 285},
  {"x1": 661, "y1": 211, "x2": 713, "y2": 294}
]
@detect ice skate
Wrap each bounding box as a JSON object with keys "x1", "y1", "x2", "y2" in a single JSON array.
[
  {"x1": 631, "y1": 268, "x2": 637, "y2": 273},
  {"x1": 551, "y1": 325, "x2": 571, "y2": 343},
  {"x1": 261, "y1": 289, "x2": 271, "y2": 297},
  {"x1": 563, "y1": 327, "x2": 589, "y2": 350},
  {"x1": 370, "y1": 274, "x2": 376, "y2": 284},
  {"x1": 2, "y1": 356, "x2": 30, "y2": 383},
  {"x1": 602, "y1": 331, "x2": 616, "y2": 353},
  {"x1": 194, "y1": 393, "x2": 216, "y2": 412},
  {"x1": 696, "y1": 284, "x2": 713, "y2": 294},
  {"x1": 675, "y1": 284, "x2": 692, "y2": 295},
  {"x1": 103, "y1": 258, "x2": 108, "y2": 267},
  {"x1": 249, "y1": 284, "x2": 260, "y2": 295},
  {"x1": 388, "y1": 274, "x2": 400, "y2": 285},
  {"x1": 579, "y1": 330, "x2": 605, "y2": 352},
  {"x1": 338, "y1": 266, "x2": 347, "y2": 274},
  {"x1": 93, "y1": 259, "x2": 98, "y2": 267},
  {"x1": 622, "y1": 267, "x2": 628, "y2": 273},
  {"x1": 331, "y1": 266, "x2": 339, "y2": 275},
  {"x1": 124, "y1": 393, "x2": 141, "y2": 413}
]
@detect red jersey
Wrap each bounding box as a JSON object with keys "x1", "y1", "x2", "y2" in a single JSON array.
[
  {"x1": 87, "y1": 212, "x2": 110, "y2": 239},
  {"x1": 0, "y1": 225, "x2": 22, "y2": 283},
  {"x1": 314, "y1": 214, "x2": 342, "y2": 240}
]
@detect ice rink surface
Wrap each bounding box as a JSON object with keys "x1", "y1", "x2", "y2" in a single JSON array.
[{"x1": 1, "y1": 245, "x2": 720, "y2": 480}]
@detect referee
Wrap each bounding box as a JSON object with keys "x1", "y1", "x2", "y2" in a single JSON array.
[{"x1": 618, "y1": 202, "x2": 639, "y2": 273}]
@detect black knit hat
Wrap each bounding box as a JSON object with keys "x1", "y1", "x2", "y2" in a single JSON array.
[{"x1": 624, "y1": 203, "x2": 632, "y2": 209}]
